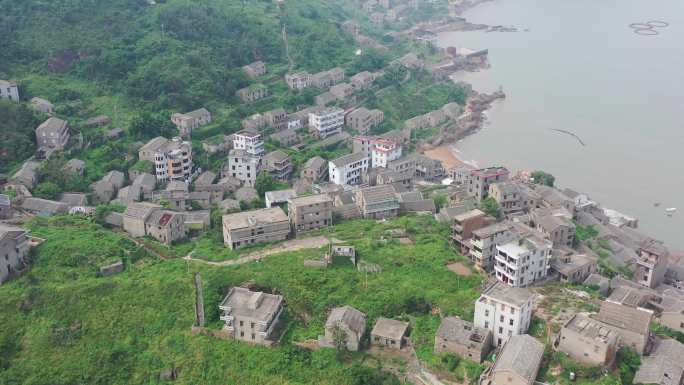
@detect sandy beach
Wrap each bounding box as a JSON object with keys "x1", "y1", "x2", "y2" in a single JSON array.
[{"x1": 422, "y1": 144, "x2": 472, "y2": 171}]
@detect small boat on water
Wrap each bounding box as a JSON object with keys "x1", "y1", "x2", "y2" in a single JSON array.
[{"x1": 665, "y1": 208, "x2": 677, "y2": 216}]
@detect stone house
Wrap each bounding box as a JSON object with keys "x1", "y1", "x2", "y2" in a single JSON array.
[
  {"x1": 171, "y1": 107, "x2": 212, "y2": 138},
  {"x1": 10, "y1": 160, "x2": 40, "y2": 188},
  {"x1": 36, "y1": 117, "x2": 70, "y2": 151},
  {"x1": 122, "y1": 202, "x2": 162, "y2": 238},
  {"x1": 288, "y1": 194, "x2": 333, "y2": 234},
  {"x1": 535, "y1": 185, "x2": 576, "y2": 214},
  {"x1": 345, "y1": 108, "x2": 384, "y2": 134},
  {"x1": 488, "y1": 181, "x2": 540, "y2": 214},
  {"x1": 551, "y1": 254, "x2": 598, "y2": 283},
  {"x1": 425, "y1": 109, "x2": 447, "y2": 127},
  {"x1": 0, "y1": 79, "x2": 20, "y2": 102},
  {"x1": 635, "y1": 239, "x2": 669, "y2": 289},
  {"x1": 91, "y1": 170, "x2": 126, "y2": 203},
  {"x1": 0, "y1": 194, "x2": 10, "y2": 220},
  {"x1": 319, "y1": 306, "x2": 367, "y2": 351},
  {"x1": 219, "y1": 287, "x2": 284, "y2": 346},
  {"x1": 285, "y1": 72, "x2": 311, "y2": 90},
  {"x1": 653, "y1": 289, "x2": 684, "y2": 334},
  {"x1": 355, "y1": 184, "x2": 399, "y2": 219},
  {"x1": 441, "y1": 102, "x2": 462, "y2": 120},
  {"x1": 633, "y1": 338, "x2": 684, "y2": 385},
  {"x1": 534, "y1": 213, "x2": 576, "y2": 248},
  {"x1": 242, "y1": 61, "x2": 267, "y2": 78},
  {"x1": 59, "y1": 193, "x2": 88, "y2": 209},
  {"x1": 310, "y1": 67, "x2": 345, "y2": 89},
  {"x1": 262, "y1": 150, "x2": 293, "y2": 181},
  {"x1": 30, "y1": 97, "x2": 54, "y2": 114},
  {"x1": 270, "y1": 128, "x2": 299, "y2": 147},
  {"x1": 236, "y1": 84, "x2": 270, "y2": 103},
  {"x1": 241, "y1": 113, "x2": 266, "y2": 131},
  {"x1": 235, "y1": 186, "x2": 259, "y2": 203},
  {"x1": 0, "y1": 224, "x2": 30, "y2": 284},
  {"x1": 480, "y1": 334, "x2": 544, "y2": 385},
  {"x1": 20, "y1": 198, "x2": 68, "y2": 217},
  {"x1": 145, "y1": 210, "x2": 186, "y2": 245},
  {"x1": 466, "y1": 167, "x2": 510, "y2": 202},
  {"x1": 350, "y1": 71, "x2": 376, "y2": 90},
  {"x1": 371, "y1": 318, "x2": 409, "y2": 349},
  {"x1": 329, "y1": 83, "x2": 354, "y2": 101},
  {"x1": 434, "y1": 316, "x2": 492, "y2": 363},
  {"x1": 556, "y1": 313, "x2": 619, "y2": 367},
  {"x1": 301, "y1": 156, "x2": 328, "y2": 183},
  {"x1": 592, "y1": 300, "x2": 654, "y2": 355},
  {"x1": 222, "y1": 207, "x2": 290, "y2": 250},
  {"x1": 63, "y1": 159, "x2": 85, "y2": 176},
  {"x1": 263, "y1": 108, "x2": 288, "y2": 131}
]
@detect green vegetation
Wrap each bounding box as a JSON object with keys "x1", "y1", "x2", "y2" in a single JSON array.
[
  {"x1": 0, "y1": 99, "x2": 42, "y2": 173},
  {"x1": 480, "y1": 197, "x2": 501, "y2": 219},
  {"x1": 0, "y1": 215, "x2": 484, "y2": 384},
  {"x1": 531, "y1": 170, "x2": 556, "y2": 187},
  {"x1": 575, "y1": 222, "x2": 599, "y2": 241},
  {"x1": 617, "y1": 347, "x2": 641, "y2": 385},
  {"x1": 651, "y1": 323, "x2": 684, "y2": 344}
]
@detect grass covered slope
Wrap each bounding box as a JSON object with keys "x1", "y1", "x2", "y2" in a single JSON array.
[{"x1": 0, "y1": 215, "x2": 481, "y2": 385}]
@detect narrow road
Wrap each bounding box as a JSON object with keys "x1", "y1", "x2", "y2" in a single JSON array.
[{"x1": 183, "y1": 236, "x2": 330, "y2": 267}]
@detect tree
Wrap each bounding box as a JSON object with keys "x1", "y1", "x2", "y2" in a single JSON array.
[
  {"x1": 480, "y1": 197, "x2": 501, "y2": 218},
  {"x1": 33, "y1": 182, "x2": 61, "y2": 200},
  {"x1": 129, "y1": 112, "x2": 176, "y2": 139},
  {"x1": 531, "y1": 170, "x2": 555, "y2": 187},
  {"x1": 433, "y1": 193, "x2": 448, "y2": 210},
  {"x1": 617, "y1": 347, "x2": 640, "y2": 385},
  {"x1": 331, "y1": 324, "x2": 349, "y2": 358}
]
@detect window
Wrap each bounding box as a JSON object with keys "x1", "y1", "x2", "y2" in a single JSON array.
[
  {"x1": 251, "y1": 322, "x2": 254, "y2": 329},
  {"x1": 498, "y1": 327, "x2": 503, "y2": 334},
  {"x1": 240, "y1": 331, "x2": 244, "y2": 337},
  {"x1": 511, "y1": 308, "x2": 515, "y2": 315},
  {"x1": 500, "y1": 315, "x2": 504, "y2": 322},
  {"x1": 484, "y1": 310, "x2": 489, "y2": 317},
  {"x1": 251, "y1": 333, "x2": 255, "y2": 340},
  {"x1": 484, "y1": 321, "x2": 489, "y2": 329},
  {"x1": 239, "y1": 321, "x2": 243, "y2": 326},
  {"x1": 509, "y1": 319, "x2": 514, "y2": 326}
]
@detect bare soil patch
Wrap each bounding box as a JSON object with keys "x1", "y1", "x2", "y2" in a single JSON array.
[{"x1": 447, "y1": 262, "x2": 473, "y2": 276}]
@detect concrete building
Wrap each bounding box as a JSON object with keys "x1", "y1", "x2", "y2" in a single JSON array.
[
  {"x1": 285, "y1": 72, "x2": 311, "y2": 90},
  {"x1": 222, "y1": 207, "x2": 290, "y2": 250},
  {"x1": 233, "y1": 130, "x2": 265, "y2": 157},
  {"x1": 219, "y1": 287, "x2": 284, "y2": 346},
  {"x1": 345, "y1": 108, "x2": 384, "y2": 134},
  {"x1": 309, "y1": 107, "x2": 345, "y2": 139},
  {"x1": 350, "y1": 71, "x2": 376, "y2": 90},
  {"x1": 319, "y1": 306, "x2": 367, "y2": 351},
  {"x1": 242, "y1": 61, "x2": 266, "y2": 78},
  {"x1": 535, "y1": 185, "x2": 576, "y2": 214},
  {"x1": 329, "y1": 152, "x2": 370, "y2": 186},
  {"x1": 435, "y1": 316, "x2": 492, "y2": 363},
  {"x1": 36, "y1": 117, "x2": 70, "y2": 151},
  {"x1": 288, "y1": 194, "x2": 333, "y2": 234},
  {"x1": 171, "y1": 108, "x2": 211, "y2": 138},
  {"x1": 474, "y1": 282, "x2": 535, "y2": 347},
  {"x1": 30, "y1": 97, "x2": 54, "y2": 114},
  {"x1": 310, "y1": 67, "x2": 345, "y2": 89},
  {"x1": 228, "y1": 149, "x2": 261, "y2": 187},
  {"x1": 635, "y1": 239, "x2": 669, "y2": 289},
  {"x1": 452, "y1": 209, "x2": 488, "y2": 254},
  {"x1": 489, "y1": 181, "x2": 540, "y2": 214},
  {"x1": 412, "y1": 154, "x2": 445, "y2": 181},
  {"x1": 139, "y1": 137, "x2": 193, "y2": 182},
  {"x1": 371, "y1": 318, "x2": 409, "y2": 349},
  {"x1": 236, "y1": 84, "x2": 270, "y2": 103},
  {"x1": 494, "y1": 235, "x2": 553, "y2": 288},
  {"x1": 469, "y1": 222, "x2": 517, "y2": 271},
  {"x1": 0, "y1": 224, "x2": 30, "y2": 285},
  {"x1": 355, "y1": 184, "x2": 400, "y2": 219},
  {"x1": 0, "y1": 79, "x2": 19, "y2": 102},
  {"x1": 301, "y1": 156, "x2": 328, "y2": 182},
  {"x1": 265, "y1": 189, "x2": 297, "y2": 209},
  {"x1": 556, "y1": 313, "x2": 619, "y2": 367},
  {"x1": 480, "y1": 335, "x2": 544, "y2": 385},
  {"x1": 371, "y1": 138, "x2": 402, "y2": 168},
  {"x1": 551, "y1": 254, "x2": 598, "y2": 284},
  {"x1": 633, "y1": 338, "x2": 684, "y2": 385},
  {"x1": 466, "y1": 167, "x2": 510, "y2": 202},
  {"x1": 262, "y1": 150, "x2": 292, "y2": 181},
  {"x1": 592, "y1": 300, "x2": 654, "y2": 355}
]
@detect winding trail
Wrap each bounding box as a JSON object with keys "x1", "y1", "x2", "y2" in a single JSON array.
[{"x1": 183, "y1": 236, "x2": 331, "y2": 267}]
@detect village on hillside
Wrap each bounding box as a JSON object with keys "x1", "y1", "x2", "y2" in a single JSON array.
[{"x1": 1, "y1": 0, "x2": 683, "y2": 384}]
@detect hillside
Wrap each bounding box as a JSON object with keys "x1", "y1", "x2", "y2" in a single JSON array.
[{"x1": 0, "y1": 215, "x2": 482, "y2": 385}]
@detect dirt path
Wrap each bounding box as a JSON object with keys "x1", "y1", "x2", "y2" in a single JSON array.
[{"x1": 183, "y1": 236, "x2": 330, "y2": 267}]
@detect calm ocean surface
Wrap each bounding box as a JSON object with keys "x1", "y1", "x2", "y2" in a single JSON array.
[{"x1": 436, "y1": 0, "x2": 684, "y2": 249}]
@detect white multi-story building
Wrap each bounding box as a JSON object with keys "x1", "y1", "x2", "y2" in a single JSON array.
[
  {"x1": 233, "y1": 130, "x2": 265, "y2": 157},
  {"x1": 371, "y1": 138, "x2": 402, "y2": 168},
  {"x1": 329, "y1": 152, "x2": 369, "y2": 186},
  {"x1": 309, "y1": 107, "x2": 345, "y2": 139},
  {"x1": 228, "y1": 149, "x2": 261, "y2": 187},
  {"x1": 494, "y1": 235, "x2": 553, "y2": 288},
  {"x1": 474, "y1": 282, "x2": 535, "y2": 347},
  {"x1": 139, "y1": 137, "x2": 193, "y2": 182},
  {"x1": 0, "y1": 79, "x2": 19, "y2": 102}
]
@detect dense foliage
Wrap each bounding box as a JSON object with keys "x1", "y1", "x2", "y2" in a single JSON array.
[{"x1": 0, "y1": 100, "x2": 41, "y2": 173}]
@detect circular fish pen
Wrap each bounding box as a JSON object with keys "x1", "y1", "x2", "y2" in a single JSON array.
[{"x1": 628, "y1": 20, "x2": 669, "y2": 36}]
